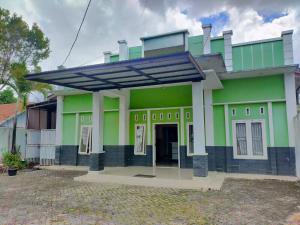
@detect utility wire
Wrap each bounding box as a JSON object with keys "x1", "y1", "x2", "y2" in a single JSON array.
[{"x1": 61, "y1": 0, "x2": 92, "y2": 66}]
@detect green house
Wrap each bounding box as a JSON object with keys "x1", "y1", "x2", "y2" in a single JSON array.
[{"x1": 26, "y1": 25, "x2": 299, "y2": 177}]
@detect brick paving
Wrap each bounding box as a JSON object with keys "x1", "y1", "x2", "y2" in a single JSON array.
[{"x1": 0, "y1": 169, "x2": 300, "y2": 225}]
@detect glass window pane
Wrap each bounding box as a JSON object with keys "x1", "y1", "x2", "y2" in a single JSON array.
[
  {"x1": 80, "y1": 126, "x2": 89, "y2": 153},
  {"x1": 189, "y1": 125, "x2": 194, "y2": 154},
  {"x1": 236, "y1": 123, "x2": 247, "y2": 155},
  {"x1": 251, "y1": 122, "x2": 263, "y2": 156}
]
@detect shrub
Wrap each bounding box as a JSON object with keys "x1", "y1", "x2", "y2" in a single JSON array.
[{"x1": 2, "y1": 151, "x2": 24, "y2": 170}]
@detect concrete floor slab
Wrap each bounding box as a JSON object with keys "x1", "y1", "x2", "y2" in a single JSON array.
[{"x1": 41, "y1": 165, "x2": 299, "y2": 190}]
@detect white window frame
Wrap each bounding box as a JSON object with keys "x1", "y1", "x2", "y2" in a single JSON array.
[
  {"x1": 78, "y1": 125, "x2": 92, "y2": 155},
  {"x1": 143, "y1": 114, "x2": 147, "y2": 121},
  {"x1": 232, "y1": 119, "x2": 267, "y2": 160},
  {"x1": 167, "y1": 113, "x2": 171, "y2": 120},
  {"x1": 134, "y1": 124, "x2": 146, "y2": 155},
  {"x1": 186, "y1": 122, "x2": 194, "y2": 156}
]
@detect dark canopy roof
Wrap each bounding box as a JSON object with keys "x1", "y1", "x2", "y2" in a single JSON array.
[{"x1": 26, "y1": 52, "x2": 207, "y2": 91}]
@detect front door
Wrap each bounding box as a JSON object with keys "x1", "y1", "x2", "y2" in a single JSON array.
[{"x1": 155, "y1": 124, "x2": 178, "y2": 167}]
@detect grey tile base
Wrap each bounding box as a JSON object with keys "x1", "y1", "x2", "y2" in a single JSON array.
[
  {"x1": 193, "y1": 155, "x2": 208, "y2": 177},
  {"x1": 89, "y1": 153, "x2": 105, "y2": 171}
]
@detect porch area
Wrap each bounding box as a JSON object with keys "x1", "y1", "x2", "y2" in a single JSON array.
[{"x1": 39, "y1": 165, "x2": 298, "y2": 191}]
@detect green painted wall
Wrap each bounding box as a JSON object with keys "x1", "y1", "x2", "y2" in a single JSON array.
[
  {"x1": 129, "y1": 46, "x2": 142, "y2": 59},
  {"x1": 110, "y1": 54, "x2": 119, "y2": 62},
  {"x1": 211, "y1": 38, "x2": 225, "y2": 58},
  {"x1": 272, "y1": 102, "x2": 289, "y2": 147},
  {"x1": 63, "y1": 94, "x2": 119, "y2": 112},
  {"x1": 104, "y1": 111, "x2": 119, "y2": 144},
  {"x1": 188, "y1": 35, "x2": 203, "y2": 56},
  {"x1": 232, "y1": 40, "x2": 284, "y2": 71},
  {"x1": 64, "y1": 94, "x2": 92, "y2": 112},
  {"x1": 228, "y1": 103, "x2": 270, "y2": 146},
  {"x1": 129, "y1": 108, "x2": 193, "y2": 146},
  {"x1": 130, "y1": 85, "x2": 192, "y2": 109},
  {"x1": 62, "y1": 94, "x2": 119, "y2": 145},
  {"x1": 213, "y1": 105, "x2": 226, "y2": 146},
  {"x1": 213, "y1": 75, "x2": 285, "y2": 104},
  {"x1": 62, "y1": 114, "x2": 76, "y2": 145}
]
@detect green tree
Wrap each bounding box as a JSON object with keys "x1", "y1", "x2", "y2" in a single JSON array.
[
  {"x1": 0, "y1": 7, "x2": 51, "y2": 153},
  {"x1": 0, "y1": 88, "x2": 17, "y2": 104}
]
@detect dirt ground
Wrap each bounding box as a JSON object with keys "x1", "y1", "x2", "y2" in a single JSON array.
[{"x1": 0, "y1": 169, "x2": 300, "y2": 225}]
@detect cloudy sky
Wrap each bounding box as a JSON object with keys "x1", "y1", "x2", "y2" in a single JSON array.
[{"x1": 0, "y1": 0, "x2": 299, "y2": 72}]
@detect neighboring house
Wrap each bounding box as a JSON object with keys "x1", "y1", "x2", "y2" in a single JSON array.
[
  {"x1": 0, "y1": 99, "x2": 57, "y2": 165},
  {"x1": 0, "y1": 103, "x2": 25, "y2": 128},
  {"x1": 26, "y1": 24, "x2": 299, "y2": 177}
]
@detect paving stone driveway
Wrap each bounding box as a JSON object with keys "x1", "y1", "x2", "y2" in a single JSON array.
[{"x1": 0, "y1": 169, "x2": 300, "y2": 225}]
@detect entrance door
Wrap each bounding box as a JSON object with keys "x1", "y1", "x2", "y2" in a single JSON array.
[{"x1": 155, "y1": 124, "x2": 178, "y2": 167}]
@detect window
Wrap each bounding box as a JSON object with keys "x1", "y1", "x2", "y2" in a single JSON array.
[
  {"x1": 79, "y1": 126, "x2": 92, "y2": 154},
  {"x1": 134, "y1": 114, "x2": 138, "y2": 121},
  {"x1": 134, "y1": 124, "x2": 146, "y2": 155},
  {"x1": 159, "y1": 113, "x2": 163, "y2": 120},
  {"x1": 232, "y1": 120, "x2": 267, "y2": 159},
  {"x1": 245, "y1": 107, "x2": 251, "y2": 116},
  {"x1": 186, "y1": 112, "x2": 190, "y2": 119},
  {"x1": 167, "y1": 113, "x2": 171, "y2": 120},
  {"x1": 152, "y1": 113, "x2": 156, "y2": 120},
  {"x1": 232, "y1": 108, "x2": 236, "y2": 116},
  {"x1": 187, "y1": 123, "x2": 194, "y2": 155},
  {"x1": 259, "y1": 107, "x2": 264, "y2": 115},
  {"x1": 143, "y1": 114, "x2": 147, "y2": 121},
  {"x1": 175, "y1": 112, "x2": 179, "y2": 119}
]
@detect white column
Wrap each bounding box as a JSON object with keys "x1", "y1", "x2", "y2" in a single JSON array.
[
  {"x1": 119, "y1": 90, "x2": 130, "y2": 145},
  {"x1": 202, "y1": 24, "x2": 212, "y2": 54},
  {"x1": 192, "y1": 82, "x2": 206, "y2": 155},
  {"x1": 92, "y1": 92, "x2": 104, "y2": 153},
  {"x1": 284, "y1": 72, "x2": 297, "y2": 147},
  {"x1": 55, "y1": 95, "x2": 63, "y2": 146},
  {"x1": 224, "y1": 104, "x2": 230, "y2": 146},
  {"x1": 268, "y1": 102, "x2": 275, "y2": 147},
  {"x1": 204, "y1": 90, "x2": 214, "y2": 146},
  {"x1": 118, "y1": 40, "x2": 128, "y2": 61},
  {"x1": 281, "y1": 30, "x2": 294, "y2": 65},
  {"x1": 103, "y1": 51, "x2": 112, "y2": 63},
  {"x1": 223, "y1": 30, "x2": 233, "y2": 71}
]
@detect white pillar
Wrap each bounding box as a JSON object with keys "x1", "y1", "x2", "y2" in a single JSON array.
[
  {"x1": 284, "y1": 72, "x2": 297, "y2": 147},
  {"x1": 92, "y1": 92, "x2": 104, "y2": 153},
  {"x1": 281, "y1": 30, "x2": 294, "y2": 65},
  {"x1": 55, "y1": 95, "x2": 63, "y2": 146},
  {"x1": 119, "y1": 90, "x2": 130, "y2": 145},
  {"x1": 202, "y1": 24, "x2": 212, "y2": 54},
  {"x1": 192, "y1": 82, "x2": 206, "y2": 154},
  {"x1": 103, "y1": 51, "x2": 112, "y2": 63},
  {"x1": 118, "y1": 40, "x2": 128, "y2": 61},
  {"x1": 204, "y1": 90, "x2": 214, "y2": 146},
  {"x1": 223, "y1": 30, "x2": 233, "y2": 71}
]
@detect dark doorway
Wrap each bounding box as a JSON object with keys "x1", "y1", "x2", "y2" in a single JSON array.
[{"x1": 155, "y1": 124, "x2": 178, "y2": 167}]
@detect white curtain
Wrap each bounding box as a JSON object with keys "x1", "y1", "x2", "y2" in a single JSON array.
[
  {"x1": 251, "y1": 122, "x2": 263, "y2": 156},
  {"x1": 236, "y1": 123, "x2": 247, "y2": 155}
]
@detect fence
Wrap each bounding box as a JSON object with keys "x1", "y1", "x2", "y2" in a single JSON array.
[
  {"x1": 25, "y1": 129, "x2": 41, "y2": 163},
  {"x1": 40, "y1": 129, "x2": 56, "y2": 165},
  {"x1": 0, "y1": 128, "x2": 56, "y2": 166},
  {"x1": 0, "y1": 127, "x2": 26, "y2": 159}
]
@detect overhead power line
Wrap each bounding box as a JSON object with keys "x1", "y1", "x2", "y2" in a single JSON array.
[{"x1": 61, "y1": 0, "x2": 92, "y2": 66}]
